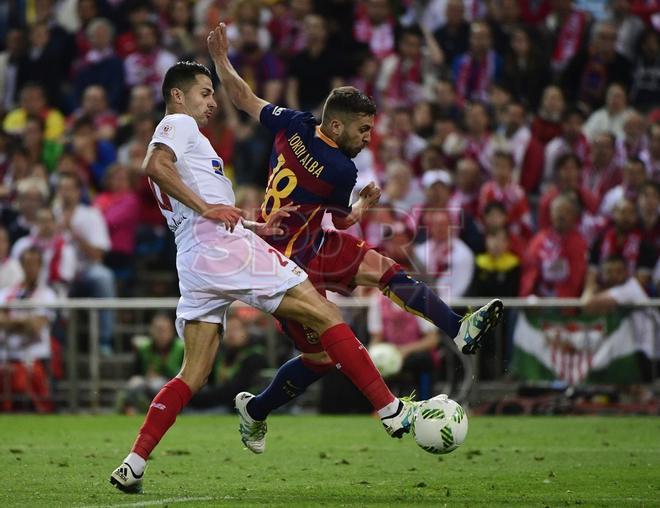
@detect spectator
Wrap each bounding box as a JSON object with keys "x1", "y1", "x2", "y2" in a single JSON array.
[
  {"x1": 468, "y1": 227, "x2": 521, "y2": 297},
  {"x1": 607, "y1": 0, "x2": 645, "y2": 61},
  {"x1": 432, "y1": 79, "x2": 463, "y2": 122},
  {"x1": 72, "y1": 18, "x2": 125, "y2": 112},
  {"x1": 123, "y1": 22, "x2": 177, "y2": 103},
  {"x1": 229, "y1": 22, "x2": 285, "y2": 105},
  {"x1": 542, "y1": 0, "x2": 589, "y2": 74},
  {"x1": 415, "y1": 209, "x2": 474, "y2": 299},
  {"x1": 562, "y1": 21, "x2": 632, "y2": 111},
  {"x1": 584, "y1": 132, "x2": 623, "y2": 202},
  {"x1": 617, "y1": 110, "x2": 648, "y2": 162},
  {"x1": 285, "y1": 15, "x2": 343, "y2": 113},
  {"x1": 543, "y1": 108, "x2": 591, "y2": 190},
  {"x1": 520, "y1": 193, "x2": 588, "y2": 297},
  {"x1": 382, "y1": 160, "x2": 423, "y2": 213},
  {"x1": 267, "y1": 0, "x2": 314, "y2": 61},
  {"x1": 600, "y1": 157, "x2": 648, "y2": 216},
  {"x1": 481, "y1": 200, "x2": 526, "y2": 262},
  {"x1": 115, "y1": 1, "x2": 152, "y2": 58},
  {"x1": 639, "y1": 121, "x2": 660, "y2": 181},
  {"x1": 452, "y1": 21, "x2": 502, "y2": 105},
  {"x1": 448, "y1": 157, "x2": 481, "y2": 218},
  {"x1": 501, "y1": 26, "x2": 551, "y2": 111},
  {"x1": 459, "y1": 101, "x2": 492, "y2": 171},
  {"x1": 583, "y1": 83, "x2": 633, "y2": 141},
  {"x1": 538, "y1": 152, "x2": 600, "y2": 231},
  {"x1": 189, "y1": 314, "x2": 267, "y2": 410},
  {"x1": 389, "y1": 108, "x2": 428, "y2": 166},
  {"x1": 377, "y1": 25, "x2": 437, "y2": 110},
  {"x1": 93, "y1": 164, "x2": 140, "y2": 276},
  {"x1": 1, "y1": 176, "x2": 49, "y2": 244},
  {"x1": 71, "y1": 0, "x2": 100, "y2": 57},
  {"x1": 0, "y1": 225, "x2": 23, "y2": 290},
  {"x1": 629, "y1": 29, "x2": 660, "y2": 113},
  {"x1": 118, "y1": 313, "x2": 184, "y2": 414},
  {"x1": 0, "y1": 28, "x2": 27, "y2": 113},
  {"x1": 10, "y1": 208, "x2": 76, "y2": 297},
  {"x1": 67, "y1": 115, "x2": 117, "y2": 192},
  {"x1": 347, "y1": 51, "x2": 379, "y2": 100},
  {"x1": 412, "y1": 168, "x2": 453, "y2": 230},
  {"x1": 3, "y1": 83, "x2": 65, "y2": 141},
  {"x1": 432, "y1": 0, "x2": 471, "y2": 68},
  {"x1": 478, "y1": 150, "x2": 534, "y2": 239},
  {"x1": 531, "y1": 85, "x2": 566, "y2": 147},
  {"x1": 587, "y1": 198, "x2": 656, "y2": 294},
  {"x1": 23, "y1": 115, "x2": 63, "y2": 172},
  {"x1": 637, "y1": 181, "x2": 660, "y2": 257},
  {"x1": 69, "y1": 85, "x2": 119, "y2": 142},
  {"x1": 54, "y1": 174, "x2": 116, "y2": 354},
  {"x1": 115, "y1": 85, "x2": 159, "y2": 147},
  {"x1": 163, "y1": 0, "x2": 195, "y2": 58},
  {"x1": 0, "y1": 247, "x2": 57, "y2": 413},
  {"x1": 353, "y1": 0, "x2": 398, "y2": 60},
  {"x1": 584, "y1": 254, "x2": 649, "y2": 312},
  {"x1": 488, "y1": 101, "x2": 545, "y2": 193}
]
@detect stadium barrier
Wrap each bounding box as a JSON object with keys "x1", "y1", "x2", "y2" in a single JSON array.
[{"x1": 1, "y1": 297, "x2": 658, "y2": 412}]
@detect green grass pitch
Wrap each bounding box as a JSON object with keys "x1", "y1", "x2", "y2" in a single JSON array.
[{"x1": 1, "y1": 414, "x2": 659, "y2": 507}]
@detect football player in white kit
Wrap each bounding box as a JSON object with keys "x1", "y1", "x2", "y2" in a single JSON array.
[{"x1": 110, "y1": 57, "x2": 417, "y2": 493}]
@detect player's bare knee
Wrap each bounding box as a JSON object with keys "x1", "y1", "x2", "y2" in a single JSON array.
[{"x1": 306, "y1": 299, "x2": 342, "y2": 331}]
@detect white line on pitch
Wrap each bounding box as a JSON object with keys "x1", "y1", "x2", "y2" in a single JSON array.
[{"x1": 79, "y1": 496, "x2": 214, "y2": 508}]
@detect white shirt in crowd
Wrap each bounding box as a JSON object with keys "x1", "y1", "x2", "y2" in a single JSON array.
[
  {"x1": 53, "y1": 204, "x2": 111, "y2": 273},
  {"x1": 0, "y1": 257, "x2": 23, "y2": 290},
  {"x1": 0, "y1": 284, "x2": 57, "y2": 362},
  {"x1": 414, "y1": 237, "x2": 474, "y2": 301},
  {"x1": 10, "y1": 236, "x2": 76, "y2": 292}
]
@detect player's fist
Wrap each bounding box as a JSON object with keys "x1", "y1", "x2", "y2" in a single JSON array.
[
  {"x1": 207, "y1": 22, "x2": 229, "y2": 61},
  {"x1": 202, "y1": 203, "x2": 245, "y2": 232},
  {"x1": 358, "y1": 181, "x2": 381, "y2": 207}
]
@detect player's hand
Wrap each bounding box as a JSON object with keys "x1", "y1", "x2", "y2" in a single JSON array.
[
  {"x1": 257, "y1": 205, "x2": 299, "y2": 237},
  {"x1": 358, "y1": 181, "x2": 381, "y2": 208},
  {"x1": 202, "y1": 203, "x2": 246, "y2": 232},
  {"x1": 207, "y1": 22, "x2": 229, "y2": 61}
]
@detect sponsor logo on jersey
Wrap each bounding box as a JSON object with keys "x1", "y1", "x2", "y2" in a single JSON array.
[{"x1": 211, "y1": 159, "x2": 223, "y2": 175}]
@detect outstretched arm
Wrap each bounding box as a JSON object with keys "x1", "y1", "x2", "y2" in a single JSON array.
[{"x1": 207, "y1": 23, "x2": 268, "y2": 121}]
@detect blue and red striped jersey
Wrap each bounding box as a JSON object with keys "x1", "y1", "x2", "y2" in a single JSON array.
[{"x1": 257, "y1": 104, "x2": 357, "y2": 267}]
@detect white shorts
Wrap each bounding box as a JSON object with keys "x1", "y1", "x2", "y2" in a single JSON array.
[{"x1": 174, "y1": 224, "x2": 307, "y2": 338}]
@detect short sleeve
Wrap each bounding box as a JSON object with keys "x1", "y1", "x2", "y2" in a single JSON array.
[
  {"x1": 328, "y1": 163, "x2": 357, "y2": 217},
  {"x1": 259, "y1": 104, "x2": 316, "y2": 133},
  {"x1": 150, "y1": 114, "x2": 198, "y2": 161}
]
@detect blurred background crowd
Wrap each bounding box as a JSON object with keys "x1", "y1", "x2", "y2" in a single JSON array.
[{"x1": 0, "y1": 0, "x2": 659, "y2": 412}]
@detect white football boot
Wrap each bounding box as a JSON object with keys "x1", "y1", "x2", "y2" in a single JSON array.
[
  {"x1": 109, "y1": 462, "x2": 143, "y2": 494},
  {"x1": 235, "y1": 391, "x2": 267, "y2": 454},
  {"x1": 381, "y1": 398, "x2": 420, "y2": 439},
  {"x1": 455, "y1": 298, "x2": 504, "y2": 354}
]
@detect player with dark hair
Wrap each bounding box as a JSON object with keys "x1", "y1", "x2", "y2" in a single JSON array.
[
  {"x1": 208, "y1": 23, "x2": 503, "y2": 454},
  {"x1": 109, "y1": 59, "x2": 427, "y2": 493}
]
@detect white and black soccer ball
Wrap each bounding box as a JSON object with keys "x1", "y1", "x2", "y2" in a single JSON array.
[
  {"x1": 368, "y1": 343, "x2": 403, "y2": 378},
  {"x1": 413, "y1": 394, "x2": 468, "y2": 455}
]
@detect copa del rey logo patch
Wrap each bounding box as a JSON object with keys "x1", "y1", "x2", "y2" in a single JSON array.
[{"x1": 161, "y1": 123, "x2": 175, "y2": 139}]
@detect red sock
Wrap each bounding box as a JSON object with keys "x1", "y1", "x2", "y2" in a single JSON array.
[
  {"x1": 131, "y1": 377, "x2": 192, "y2": 460},
  {"x1": 319, "y1": 323, "x2": 395, "y2": 411}
]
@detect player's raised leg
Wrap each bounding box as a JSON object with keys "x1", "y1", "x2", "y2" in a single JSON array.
[
  {"x1": 110, "y1": 321, "x2": 221, "y2": 493},
  {"x1": 355, "y1": 250, "x2": 503, "y2": 354},
  {"x1": 277, "y1": 281, "x2": 417, "y2": 434}
]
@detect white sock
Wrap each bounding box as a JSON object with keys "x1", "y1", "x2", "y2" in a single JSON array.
[
  {"x1": 377, "y1": 398, "x2": 401, "y2": 419},
  {"x1": 124, "y1": 452, "x2": 146, "y2": 476}
]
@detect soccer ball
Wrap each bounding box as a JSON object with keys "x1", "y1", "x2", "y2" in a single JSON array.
[
  {"x1": 368, "y1": 343, "x2": 403, "y2": 378},
  {"x1": 413, "y1": 395, "x2": 468, "y2": 455}
]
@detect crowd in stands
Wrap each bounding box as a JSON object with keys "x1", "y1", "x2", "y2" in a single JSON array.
[{"x1": 0, "y1": 0, "x2": 659, "y2": 410}]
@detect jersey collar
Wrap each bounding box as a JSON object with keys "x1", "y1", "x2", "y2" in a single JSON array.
[{"x1": 315, "y1": 126, "x2": 338, "y2": 148}]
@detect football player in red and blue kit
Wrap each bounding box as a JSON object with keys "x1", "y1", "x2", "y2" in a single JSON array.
[{"x1": 211, "y1": 22, "x2": 503, "y2": 453}]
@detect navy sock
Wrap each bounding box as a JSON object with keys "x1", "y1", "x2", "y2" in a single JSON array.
[
  {"x1": 380, "y1": 269, "x2": 462, "y2": 338},
  {"x1": 247, "y1": 356, "x2": 331, "y2": 421}
]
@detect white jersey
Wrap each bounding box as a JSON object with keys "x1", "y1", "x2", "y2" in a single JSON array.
[{"x1": 149, "y1": 113, "x2": 236, "y2": 252}]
